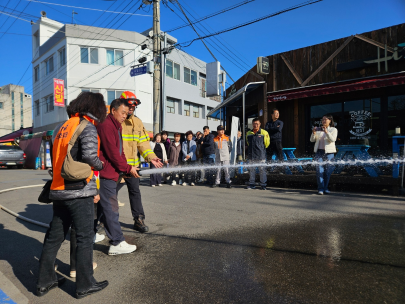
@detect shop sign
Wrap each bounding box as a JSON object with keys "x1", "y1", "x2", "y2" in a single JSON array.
[
  {"x1": 337, "y1": 43, "x2": 405, "y2": 72},
  {"x1": 349, "y1": 110, "x2": 372, "y2": 138},
  {"x1": 272, "y1": 96, "x2": 287, "y2": 102},
  {"x1": 53, "y1": 79, "x2": 65, "y2": 107}
]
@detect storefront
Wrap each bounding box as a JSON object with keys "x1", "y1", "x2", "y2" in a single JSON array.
[{"x1": 220, "y1": 23, "x2": 405, "y2": 157}]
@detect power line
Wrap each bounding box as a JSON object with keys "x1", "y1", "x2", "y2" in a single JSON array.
[
  {"x1": 166, "y1": 0, "x2": 255, "y2": 33},
  {"x1": 177, "y1": 0, "x2": 324, "y2": 47},
  {"x1": 0, "y1": 1, "x2": 30, "y2": 41},
  {"x1": 0, "y1": 0, "x2": 21, "y2": 31}
]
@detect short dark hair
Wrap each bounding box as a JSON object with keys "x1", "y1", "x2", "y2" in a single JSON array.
[
  {"x1": 252, "y1": 117, "x2": 260, "y2": 123},
  {"x1": 110, "y1": 98, "x2": 129, "y2": 113},
  {"x1": 161, "y1": 130, "x2": 168, "y2": 136},
  {"x1": 324, "y1": 114, "x2": 335, "y2": 127},
  {"x1": 185, "y1": 130, "x2": 193, "y2": 137},
  {"x1": 272, "y1": 108, "x2": 279, "y2": 114},
  {"x1": 203, "y1": 126, "x2": 210, "y2": 131},
  {"x1": 152, "y1": 133, "x2": 161, "y2": 142},
  {"x1": 74, "y1": 92, "x2": 107, "y2": 123},
  {"x1": 66, "y1": 99, "x2": 77, "y2": 117},
  {"x1": 174, "y1": 132, "x2": 181, "y2": 137}
]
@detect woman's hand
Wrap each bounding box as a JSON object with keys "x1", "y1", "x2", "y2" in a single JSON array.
[
  {"x1": 323, "y1": 126, "x2": 328, "y2": 134},
  {"x1": 94, "y1": 195, "x2": 100, "y2": 204},
  {"x1": 312, "y1": 127, "x2": 317, "y2": 134}
]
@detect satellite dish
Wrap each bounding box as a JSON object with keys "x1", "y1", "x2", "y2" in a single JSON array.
[
  {"x1": 142, "y1": 0, "x2": 152, "y2": 5},
  {"x1": 40, "y1": 11, "x2": 47, "y2": 17}
]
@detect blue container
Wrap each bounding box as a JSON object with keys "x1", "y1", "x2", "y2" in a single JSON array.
[
  {"x1": 238, "y1": 162, "x2": 244, "y2": 174},
  {"x1": 35, "y1": 157, "x2": 41, "y2": 170}
]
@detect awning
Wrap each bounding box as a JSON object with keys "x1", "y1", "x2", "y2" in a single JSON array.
[
  {"x1": 267, "y1": 72, "x2": 405, "y2": 102},
  {"x1": 207, "y1": 81, "x2": 265, "y2": 119},
  {"x1": 0, "y1": 127, "x2": 32, "y2": 141}
]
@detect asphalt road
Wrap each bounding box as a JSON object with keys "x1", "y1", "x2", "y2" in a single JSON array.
[{"x1": 0, "y1": 168, "x2": 404, "y2": 303}]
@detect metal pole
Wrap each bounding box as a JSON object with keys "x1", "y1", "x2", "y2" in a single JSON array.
[
  {"x1": 402, "y1": 146, "x2": 404, "y2": 189},
  {"x1": 219, "y1": 108, "x2": 222, "y2": 126},
  {"x1": 152, "y1": 0, "x2": 161, "y2": 135},
  {"x1": 162, "y1": 32, "x2": 167, "y2": 131},
  {"x1": 243, "y1": 92, "x2": 246, "y2": 160}
]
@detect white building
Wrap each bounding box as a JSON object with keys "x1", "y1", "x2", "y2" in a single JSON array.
[
  {"x1": 0, "y1": 84, "x2": 32, "y2": 137},
  {"x1": 31, "y1": 15, "x2": 220, "y2": 135}
]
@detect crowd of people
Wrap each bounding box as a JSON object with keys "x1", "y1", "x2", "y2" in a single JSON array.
[{"x1": 36, "y1": 91, "x2": 337, "y2": 299}]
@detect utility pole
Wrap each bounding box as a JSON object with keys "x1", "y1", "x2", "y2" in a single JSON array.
[{"x1": 152, "y1": 0, "x2": 161, "y2": 135}]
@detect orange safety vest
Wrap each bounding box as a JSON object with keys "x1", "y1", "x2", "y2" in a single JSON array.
[{"x1": 51, "y1": 116, "x2": 100, "y2": 191}]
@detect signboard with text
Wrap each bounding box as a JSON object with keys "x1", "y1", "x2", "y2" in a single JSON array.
[
  {"x1": 53, "y1": 79, "x2": 65, "y2": 107},
  {"x1": 130, "y1": 66, "x2": 147, "y2": 77}
]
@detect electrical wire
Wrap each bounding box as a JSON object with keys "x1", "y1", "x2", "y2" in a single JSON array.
[
  {"x1": 0, "y1": 1, "x2": 30, "y2": 41},
  {"x1": 177, "y1": 0, "x2": 324, "y2": 48}
]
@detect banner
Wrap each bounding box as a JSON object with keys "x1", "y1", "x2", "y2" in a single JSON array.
[{"x1": 53, "y1": 79, "x2": 65, "y2": 107}]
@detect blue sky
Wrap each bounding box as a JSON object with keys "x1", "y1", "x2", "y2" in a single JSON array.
[{"x1": 0, "y1": 0, "x2": 404, "y2": 94}]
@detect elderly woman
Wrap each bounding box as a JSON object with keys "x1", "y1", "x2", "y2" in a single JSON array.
[
  {"x1": 149, "y1": 133, "x2": 168, "y2": 187},
  {"x1": 310, "y1": 114, "x2": 338, "y2": 195},
  {"x1": 181, "y1": 130, "x2": 197, "y2": 186},
  {"x1": 37, "y1": 92, "x2": 108, "y2": 299}
]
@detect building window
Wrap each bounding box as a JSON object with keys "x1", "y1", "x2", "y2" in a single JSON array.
[
  {"x1": 166, "y1": 59, "x2": 180, "y2": 80},
  {"x1": 388, "y1": 95, "x2": 405, "y2": 141},
  {"x1": 44, "y1": 95, "x2": 54, "y2": 112},
  {"x1": 106, "y1": 49, "x2": 124, "y2": 66},
  {"x1": 193, "y1": 105, "x2": 199, "y2": 118},
  {"x1": 0, "y1": 102, "x2": 3, "y2": 109},
  {"x1": 81, "y1": 47, "x2": 98, "y2": 64},
  {"x1": 184, "y1": 102, "x2": 190, "y2": 116},
  {"x1": 20, "y1": 93, "x2": 23, "y2": 128},
  {"x1": 184, "y1": 67, "x2": 197, "y2": 86},
  {"x1": 45, "y1": 56, "x2": 54, "y2": 75},
  {"x1": 35, "y1": 100, "x2": 40, "y2": 116},
  {"x1": 59, "y1": 48, "x2": 66, "y2": 67},
  {"x1": 167, "y1": 98, "x2": 175, "y2": 114},
  {"x1": 34, "y1": 66, "x2": 39, "y2": 82},
  {"x1": 106, "y1": 90, "x2": 125, "y2": 105}
]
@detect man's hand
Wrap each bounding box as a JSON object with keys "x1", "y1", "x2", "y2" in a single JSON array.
[
  {"x1": 94, "y1": 195, "x2": 100, "y2": 204},
  {"x1": 151, "y1": 158, "x2": 163, "y2": 168},
  {"x1": 186, "y1": 155, "x2": 190, "y2": 160},
  {"x1": 130, "y1": 166, "x2": 140, "y2": 178},
  {"x1": 164, "y1": 160, "x2": 168, "y2": 164}
]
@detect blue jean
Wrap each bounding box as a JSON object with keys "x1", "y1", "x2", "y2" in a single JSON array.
[
  {"x1": 203, "y1": 154, "x2": 215, "y2": 185},
  {"x1": 315, "y1": 149, "x2": 335, "y2": 192}
]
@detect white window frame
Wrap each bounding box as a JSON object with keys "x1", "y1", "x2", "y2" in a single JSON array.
[
  {"x1": 81, "y1": 88, "x2": 100, "y2": 93},
  {"x1": 184, "y1": 102, "x2": 190, "y2": 116},
  {"x1": 167, "y1": 98, "x2": 175, "y2": 114},
  {"x1": 193, "y1": 105, "x2": 200, "y2": 118},
  {"x1": 184, "y1": 66, "x2": 197, "y2": 86},
  {"x1": 59, "y1": 47, "x2": 66, "y2": 67},
  {"x1": 106, "y1": 49, "x2": 124, "y2": 66},
  {"x1": 166, "y1": 59, "x2": 180, "y2": 80},
  {"x1": 34, "y1": 65, "x2": 39, "y2": 82},
  {"x1": 80, "y1": 47, "x2": 98, "y2": 64}
]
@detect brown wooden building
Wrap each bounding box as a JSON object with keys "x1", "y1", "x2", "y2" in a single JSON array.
[{"x1": 211, "y1": 23, "x2": 405, "y2": 157}]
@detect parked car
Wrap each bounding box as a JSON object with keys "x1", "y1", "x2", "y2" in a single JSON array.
[{"x1": 0, "y1": 145, "x2": 26, "y2": 169}]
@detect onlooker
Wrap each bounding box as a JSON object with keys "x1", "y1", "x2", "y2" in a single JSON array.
[
  {"x1": 246, "y1": 118, "x2": 270, "y2": 190},
  {"x1": 182, "y1": 130, "x2": 197, "y2": 186},
  {"x1": 161, "y1": 131, "x2": 171, "y2": 184},
  {"x1": 310, "y1": 114, "x2": 338, "y2": 195},
  {"x1": 149, "y1": 133, "x2": 168, "y2": 187},
  {"x1": 265, "y1": 108, "x2": 284, "y2": 164},
  {"x1": 97, "y1": 98, "x2": 139, "y2": 255},
  {"x1": 198, "y1": 126, "x2": 216, "y2": 186},
  {"x1": 37, "y1": 92, "x2": 108, "y2": 299},
  {"x1": 236, "y1": 130, "x2": 245, "y2": 162},
  {"x1": 167, "y1": 133, "x2": 182, "y2": 186},
  {"x1": 213, "y1": 125, "x2": 232, "y2": 188},
  {"x1": 195, "y1": 131, "x2": 204, "y2": 182},
  {"x1": 118, "y1": 91, "x2": 161, "y2": 233}
]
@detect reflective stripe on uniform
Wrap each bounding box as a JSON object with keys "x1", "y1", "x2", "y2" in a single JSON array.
[
  {"x1": 141, "y1": 149, "x2": 153, "y2": 158},
  {"x1": 127, "y1": 158, "x2": 141, "y2": 166}
]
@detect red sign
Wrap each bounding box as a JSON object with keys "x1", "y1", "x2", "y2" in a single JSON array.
[{"x1": 53, "y1": 79, "x2": 65, "y2": 107}]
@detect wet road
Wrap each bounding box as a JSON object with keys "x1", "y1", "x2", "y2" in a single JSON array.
[{"x1": 0, "y1": 169, "x2": 404, "y2": 303}]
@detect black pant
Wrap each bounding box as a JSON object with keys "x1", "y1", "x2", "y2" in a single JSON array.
[
  {"x1": 268, "y1": 141, "x2": 284, "y2": 162},
  {"x1": 183, "y1": 160, "x2": 196, "y2": 184},
  {"x1": 116, "y1": 176, "x2": 145, "y2": 219},
  {"x1": 168, "y1": 165, "x2": 180, "y2": 183},
  {"x1": 99, "y1": 178, "x2": 125, "y2": 246},
  {"x1": 149, "y1": 162, "x2": 162, "y2": 186},
  {"x1": 37, "y1": 197, "x2": 95, "y2": 293},
  {"x1": 202, "y1": 155, "x2": 215, "y2": 185}
]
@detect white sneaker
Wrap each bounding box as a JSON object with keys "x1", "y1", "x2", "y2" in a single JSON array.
[
  {"x1": 158, "y1": 184, "x2": 163, "y2": 187},
  {"x1": 151, "y1": 185, "x2": 156, "y2": 187},
  {"x1": 190, "y1": 183, "x2": 195, "y2": 186},
  {"x1": 182, "y1": 182, "x2": 188, "y2": 186},
  {"x1": 108, "y1": 241, "x2": 137, "y2": 256},
  {"x1": 171, "y1": 181, "x2": 177, "y2": 186},
  {"x1": 118, "y1": 200, "x2": 125, "y2": 207},
  {"x1": 94, "y1": 233, "x2": 105, "y2": 243},
  {"x1": 318, "y1": 191, "x2": 324, "y2": 195}
]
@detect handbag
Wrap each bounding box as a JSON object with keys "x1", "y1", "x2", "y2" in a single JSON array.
[
  {"x1": 38, "y1": 180, "x2": 53, "y2": 204},
  {"x1": 61, "y1": 119, "x2": 92, "y2": 181}
]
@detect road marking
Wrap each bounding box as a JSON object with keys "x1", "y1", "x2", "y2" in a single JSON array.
[{"x1": 0, "y1": 271, "x2": 28, "y2": 304}]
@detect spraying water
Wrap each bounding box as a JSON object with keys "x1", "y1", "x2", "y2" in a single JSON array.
[{"x1": 140, "y1": 158, "x2": 405, "y2": 176}]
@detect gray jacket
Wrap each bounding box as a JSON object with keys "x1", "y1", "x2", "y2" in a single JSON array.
[
  {"x1": 50, "y1": 116, "x2": 103, "y2": 201},
  {"x1": 214, "y1": 135, "x2": 232, "y2": 162}
]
